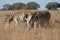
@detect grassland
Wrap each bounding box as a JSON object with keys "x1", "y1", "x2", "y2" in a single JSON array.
[{"x1": 0, "y1": 10, "x2": 60, "y2": 40}]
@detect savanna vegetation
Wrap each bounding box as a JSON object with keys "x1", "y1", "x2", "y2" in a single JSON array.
[
  {"x1": 0, "y1": 1, "x2": 60, "y2": 40},
  {"x1": 0, "y1": 2, "x2": 60, "y2": 10}
]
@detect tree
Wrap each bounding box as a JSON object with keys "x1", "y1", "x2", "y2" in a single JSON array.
[
  {"x1": 3, "y1": 4, "x2": 13, "y2": 10},
  {"x1": 12, "y1": 3, "x2": 25, "y2": 10},
  {"x1": 26, "y1": 2, "x2": 40, "y2": 10},
  {"x1": 2, "y1": 2, "x2": 40, "y2": 10},
  {"x1": 46, "y1": 2, "x2": 60, "y2": 10},
  {"x1": 21, "y1": 5, "x2": 28, "y2": 10},
  {"x1": 58, "y1": 4, "x2": 60, "y2": 8}
]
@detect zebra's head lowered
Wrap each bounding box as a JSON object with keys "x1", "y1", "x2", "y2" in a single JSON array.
[{"x1": 23, "y1": 12, "x2": 32, "y2": 22}]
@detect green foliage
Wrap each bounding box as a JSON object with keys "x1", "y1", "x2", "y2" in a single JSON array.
[
  {"x1": 26, "y1": 2, "x2": 40, "y2": 10},
  {"x1": 58, "y1": 4, "x2": 60, "y2": 8},
  {"x1": 46, "y1": 2, "x2": 60, "y2": 10},
  {"x1": 12, "y1": 3, "x2": 25, "y2": 10},
  {"x1": 2, "y1": 2, "x2": 40, "y2": 10},
  {"x1": 3, "y1": 4, "x2": 13, "y2": 10},
  {"x1": 21, "y1": 5, "x2": 28, "y2": 10}
]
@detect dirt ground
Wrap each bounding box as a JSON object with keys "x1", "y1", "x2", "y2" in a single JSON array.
[{"x1": 0, "y1": 10, "x2": 60, "y2": 40}]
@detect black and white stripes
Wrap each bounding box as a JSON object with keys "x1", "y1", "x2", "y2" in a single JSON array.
[{"x1": 5, "y1": 10, "x2": 51, "y2": 29}]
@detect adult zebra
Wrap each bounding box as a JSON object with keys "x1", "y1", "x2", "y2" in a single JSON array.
[
  {"x1": 5, "y1": 12, "x2": 27, "y2": 27},
  {"x1": 29, "y1": 10, "x2": 51, "y2": 27}
]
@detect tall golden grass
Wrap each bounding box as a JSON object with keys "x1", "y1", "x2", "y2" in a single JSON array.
[{"x1": 0, "y1": 10, "x2": 60, "y2": 40}]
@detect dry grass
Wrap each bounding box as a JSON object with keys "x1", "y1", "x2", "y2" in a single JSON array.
[{"x1": 0, "y1": 10, "x2": 60, "y2": 40}]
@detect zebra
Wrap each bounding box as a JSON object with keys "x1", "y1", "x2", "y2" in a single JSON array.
[
  {"x1": 5, "y1": 14, "x2": 13, "y2": 27},
  {"x1": 41, "y1": 10, "x2": 51, "y2": 27},
  {"x1": 23, "y1": 12, "x2": 33, "y2": 28},
  {"x1": 24, "y1": 10, "x2": 51, "y2": 29},
  {"x1": 13, "y1": 12, "x2": 27, "y2": 26},
  {"x1": 5, "y1": 12, "x2": 27, "y2": 27},
  {"x1": 23, "y1": 11, "x2": 42, "y2": 29},
  {"x1": 29, "y1": 11, "x2": 42, "y2": 28}
]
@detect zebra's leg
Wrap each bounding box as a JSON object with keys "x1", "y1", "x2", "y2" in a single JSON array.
[
  {"x1": 34, "y1": 21, "x2": 37, "y2": 28},
  {"x1": 27, "y1": 21, "x2": 31, "y2": 29},
  {"x1": 38, "y1": 22, "x2": 41, "y2": 28},
  {"x1": 5, "y1": 22, "x2": 10, "y2": 30},
  {"x1": 14, "y1": 18, "x2": 18, "y2": 27},
  {"x1": 44, "y1": 20, "x2": 50, "y2": 28},
  {"x1": 38, "y1": 20, "x2": 42, "y2": 28},
  {"x1": 5, "y1": 22, "x2": 10, "y2": 27},
  {"x1": 23, "y1": 21, "x2": 31, "y2": 33}
]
